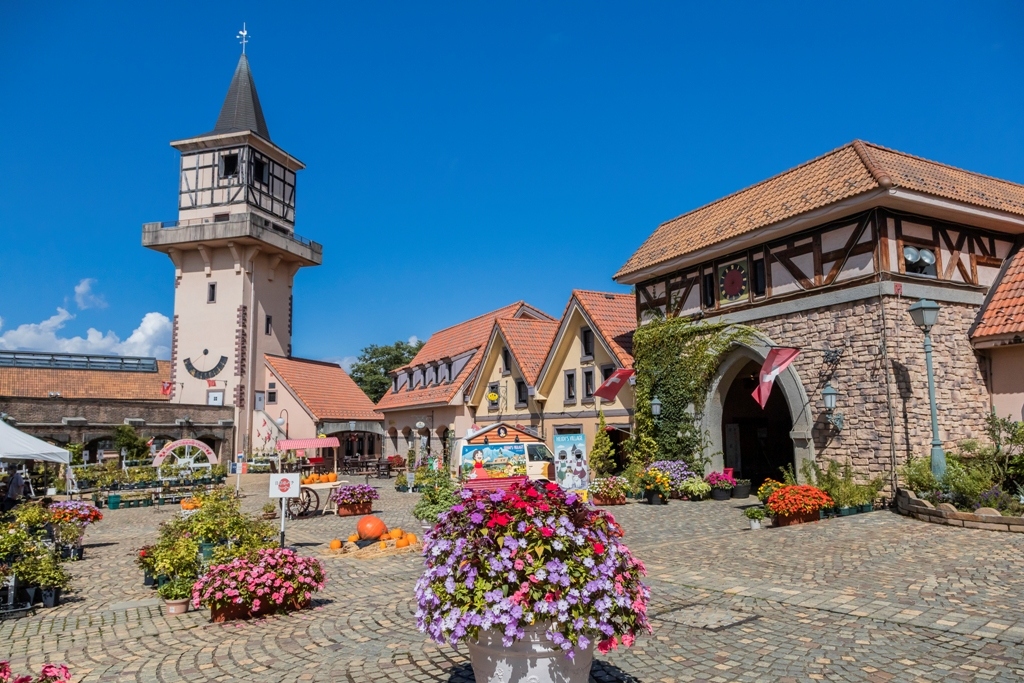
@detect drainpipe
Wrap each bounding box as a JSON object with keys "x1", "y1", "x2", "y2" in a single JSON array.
[{"x1": 245, "y1": 259, "x2": 257, "y2": 457}]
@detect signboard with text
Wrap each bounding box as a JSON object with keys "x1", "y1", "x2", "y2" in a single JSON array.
[{"x1": 269, "y1": 473, "x2": 300, "y2": 498}]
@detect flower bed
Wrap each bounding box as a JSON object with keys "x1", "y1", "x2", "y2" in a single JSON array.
[
  {"x1": 588, "y1": 477, "x2": 630, "y2": 505},
  {"x1": 416, "y1": 479, "x2": 651, "y2": 658},
  {"x1": 647, "y1": 461, "x2": 694, "y2": 496},
  {"x1": 330, "y1": 485, "x2": 379, "y2": 506},
  {"x1": 765, "y1": 485, "x2": 833, "y2": 524},
  {"x1": 48, "y1": 501, "x2": 102, "y2": 526},
  {"x1": 0, "y1": 661, "x2": 72, "y2": 683},
  {"x1": 191, "y1": 547, "x2": 326, "y2": 621},
  {"x1": 896, "y1": 488, "x2": 1024, "y2": 532}
]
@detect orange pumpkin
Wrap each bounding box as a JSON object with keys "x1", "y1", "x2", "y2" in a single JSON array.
[
  {"x1": 379, "y1": 541, "x2": 387, "y2": 550},
  {"x1": 391, "y1": 528, "x2": 404, "y2": 539},
  {"x1": 329, "y1": 539, "x2": 342, "y2": 550},
  {"x1": 327, "y1": 472, "x2": 338, "y2": 482},
  {"x1": 406, "y1": 533, "x2": 417, "y2": 544},
  {"x1": 347, "y1": 534, "x2": 359, "y2": 543},
  {"x1": 396, "y1": 538, "x2": 410, "y2": 548},
  {"x1": 380, "y1": 533, "x2": 392, "y2": 541},
  {"x1": 357, "y1": 515, "x2": 388, "y2": 541}
]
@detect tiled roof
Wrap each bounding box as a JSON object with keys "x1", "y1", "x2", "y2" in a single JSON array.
[
  {"x1": 377, "y1": 302, "x2": 552, "y2": 411},
  {"x1": 0, "y1": 362, "x2": 172, "y2": 400},
  {"x1": 496, "y1": 318, "x2": 559, "y2": 385},
  {"x1": 265, "y1": 355, "x2": 381, "y2": 421},
  {"x1": 616, "y1": 140, "x2": 1024, "y2": 280},
  {"x1": 572, "y1": 290, "x2": 636, "y2": 366},
  {"x1": 972, "y1": 246, "x2": 1024, "y2": 341}
]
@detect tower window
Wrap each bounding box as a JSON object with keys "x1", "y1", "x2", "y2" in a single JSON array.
[
  {"x1": 265, "y1": 315, "x2": 273, "y2": 335},
  {"x1": 220, "y1": 154, "x2": 239, "y2": 178},
  {"x1": 207, "y1": 283, "x2": 217, "y2": 303},
  {"x1": 702, "y1": 272, "x2": 716, "y2": 308},
  {"x1": 253, "y1": 158, "x2": 269, "y2": 185},
  {"x1": 753, "y1": 259, "x2": 767, "y2": 296}
]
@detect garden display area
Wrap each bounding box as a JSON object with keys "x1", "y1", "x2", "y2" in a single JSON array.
[{"x1": 1, "y1": 475, "x2": 1023, "y2": 681}]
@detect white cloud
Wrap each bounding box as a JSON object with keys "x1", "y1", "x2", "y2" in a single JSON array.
[
  {"x1": 73, "y1": 278, "x2": 107, "y2": 310},
  {"x1": 408, "y1": 335, "x2": 420, "y2": 346},
  {"x1": 0, "y1": 308, "x2": 172, "y2": 359},
  {"x1": 320, "y1": 355, "x2": 358, "y2": 372}
]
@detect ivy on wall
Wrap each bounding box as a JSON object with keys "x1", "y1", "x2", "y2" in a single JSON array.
[{"x1": 629, "y1": 317, "x2": 753, "y2": 471}]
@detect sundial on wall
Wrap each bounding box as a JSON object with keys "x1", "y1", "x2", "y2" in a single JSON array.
[
  {"x1": 183, "y1": 348, "x2": 229, "y2": 380},
  {"x1": 717, "y1": 259, "x2": 749, "y2": 304}
]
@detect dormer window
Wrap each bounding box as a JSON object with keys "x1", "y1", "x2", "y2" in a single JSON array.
[
  {"x1": 580, "y1": 328, "x2": 595, "y2": 360},
  {"x1": 502, "y1": 347, "x2": 512, "y2": 375},
  {"x1": 446, "y1": 361, "x2": 453, "y2": 382}
]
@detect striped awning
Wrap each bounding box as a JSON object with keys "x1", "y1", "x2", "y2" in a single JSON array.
[{"x1": 276, "y1": 437, "x2": 341, "y2": 451}]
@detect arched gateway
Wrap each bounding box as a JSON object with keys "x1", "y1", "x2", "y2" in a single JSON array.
[{"x1": 700, "y1": 336, "x2": 815, "y2": 485}]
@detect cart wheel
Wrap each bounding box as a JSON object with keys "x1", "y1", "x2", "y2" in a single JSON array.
[
  {"x1": 286, "y1": 487, "x2": 319, "y2": 518},
  {"x1": 302, "y1": 487, "x2": 320, "y2": 514},
  {"x1": 286, "y1": 495, "x2": 307, "y2": 518}
]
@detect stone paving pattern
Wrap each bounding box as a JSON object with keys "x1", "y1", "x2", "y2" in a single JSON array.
[{"x1": 4, "y1": 475, "x2": 1024, "y2": 682}]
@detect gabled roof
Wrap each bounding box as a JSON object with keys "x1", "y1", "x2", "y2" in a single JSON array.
[
  {"x1": 207, "y1": 54, "x2": 271, "y2": 141},
  {"x1": 971, "y1": 244, "x2": 1024, "y2": 343},
  {"x1": 495, "y1": 318, "x2": 559, "y2": 385},
  {"x1": 616, "y1": 140, "x2": 1024, "y2": 280},
  {"x1": 572, "y1": 290, "x2": 635, "y2": 366},
  {"x1": 376, "y1": 302, "x2": 552, "y2": 411},
  {"x1": 265, "y1": 355, "x2": 380, "y2": 421},
  {"x1": 0, "y1": 362, "x2": 171, "y2": 401}
]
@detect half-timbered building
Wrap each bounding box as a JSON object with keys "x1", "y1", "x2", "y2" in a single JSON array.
[{"x1": 615, "y1": 140, "x2": 1024, "y2": 484}]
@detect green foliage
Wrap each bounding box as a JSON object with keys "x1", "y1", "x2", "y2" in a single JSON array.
[
  {"x1": 151, "y1": 535, "x2": 200, "y2": 579},
  {"x1": 941, "y1": 458, "x2": 995, "y2": 509},
  {"x1": 679, "y1": 476, "x2": 711, "y2": 500},
  {"x1": 630, "y1": 317, "x2": 752, "y2": 470},
  {"x1": 157, "y1": 576, "x2": 194, "y2": 600},
  {"x1": 349, "y1": 339, "x2": 425, "y2": 403},
  {"x1": 14, "y1": 549, "x2": 71, "y2": 589},
  {"x1": 899, "y1": 456, "x2": 940, "y2": 495},
  {"x1": 114, "y1": 424, "x2": 150, "y2": 461},
  {"x1": 12, "y1": 502, "x2": 53, "y2": 530},
  {"x1": 589, "y1": 411, "x2": 617, "y2": 477},
  {"x1": 413, "y1": 468, "x2": 460, "y2": 523},
  {"x1": 779, "y1": 464, "x2": 799, "y2": 486},
  {"x1": 209, "y1": 464, "x2": 228, "y2": 479},
  {"x1": 66, "y1": 443, "x2": 85, "y2": 466},
  {"x1": 744, "y1": 506, "x2": 766, "y2": 520},
  {"x1": 801, "y1": 459, "x2": 883, "y2": 508}
]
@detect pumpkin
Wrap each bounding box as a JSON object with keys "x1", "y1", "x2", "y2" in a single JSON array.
[
  {"x1": 327, "y1": 472, "x2": 338, "y2": 482},
  {"x1": 396, "y1": 538, "x2": 410, "y2": 548},
  {"x1": 329, "y1": 539, "x2": 342, "y2": 550},
  {"x1": 356, "y1": 515, "x2": 388, "y2": 541},
  {"x1": 380, "y1": 533, "x2": 392, "y2": 541},
  {"x1": 391, "y1": 528, "x2": 404, "y2": 539},
  {"x1": 406, "y1": 533, "x2": 417, "y2": 544},
  {"x1": 379, "y1": 541, "x2": 387, "y2": 550},
  {"x1": 347, "y1": 534, "x2": 359, "y2": 543}
]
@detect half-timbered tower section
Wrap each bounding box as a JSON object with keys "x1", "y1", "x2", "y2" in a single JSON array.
[
  {"x1": 615, "y1": 140, "x2": 1024, "y2": 483},
  {"x1": 142, "y1": 54, "x2": 322, "y2": 454}
]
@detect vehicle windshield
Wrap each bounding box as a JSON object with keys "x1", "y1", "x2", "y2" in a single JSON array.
[{"x1": 527, "y1": 444, "x2": 554, "y2": 463}]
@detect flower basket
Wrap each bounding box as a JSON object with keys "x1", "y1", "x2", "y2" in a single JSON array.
[
  {"x1": 591, "y1": 495, "x2": 626, "y2": 506},
  {"x1": 329, "y1": 485, "x2": 380, "y2": 508},
  {"x1": 774, "y1": 510, "x2": 820, "y2": 527},
  {"x1": 588, "y1": 477, "x2": 630, "y2": 506},
  {"x1": 336, "y1": 502, "x2": 373, "y2": 517},
  {"x1": 765, "y1": 485, "x2": 833, "y2": 522}
]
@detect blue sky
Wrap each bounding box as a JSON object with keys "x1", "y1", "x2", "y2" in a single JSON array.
[{"x1": 1, "y1": 2, "x2": 1022, "y2": 366}]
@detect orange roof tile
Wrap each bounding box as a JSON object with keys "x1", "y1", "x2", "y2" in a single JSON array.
[
  {"x1": 616, "y1": 140, "x2": 1024, "y2": 280},
  {"x1": 376, "y1": 302, "x2": 552, "y2": 410},
  {"x1": 972, "y1": 246, "x2": 1024, "y2": 341},
  {"x1": 265, "y1": 355, "x2": 381, "y2": 421},
  {"x1": 0, "y1": 362, "x2": 172, "y2": 400},
  {"x1": 572, "y1": 290, "x2": 635, "y2": 366},
  {"x1": 496, "y1": 318, "x2": 559, "y2": 385}
]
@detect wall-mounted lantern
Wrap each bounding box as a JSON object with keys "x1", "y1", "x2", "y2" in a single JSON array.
[
  {"x1": 821, "y1": 382, "x2": 844, "y2": 432},
  {"x1": 650, "y1": 397, "x2": 662, "y2": 418}
]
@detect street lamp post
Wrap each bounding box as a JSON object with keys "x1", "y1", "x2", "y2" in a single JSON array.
[
  {"x1": 907, "y1": 299, "x2": 945, "y2": 479},
  {"x1": 275, "y1": 409, "x2": 290, "y2": 438}
]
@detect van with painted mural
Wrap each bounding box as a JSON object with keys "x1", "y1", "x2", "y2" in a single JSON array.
[{"x1": 450, "y1": 422, "x2": 556, "y2": 483}]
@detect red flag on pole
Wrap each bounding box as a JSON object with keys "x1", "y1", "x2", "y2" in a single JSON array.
[
  {"x1": 160, "y1": 381, "x2": 172, "y2": 395},
  {"x1": 751, "y1": 348, "x2": 800, "y2": 409},
  {"x1": 594, "y1": 368, "x2": 635, "y2": 401},
  {"x1": 207, "y1": 379, "x2": 217, "y2": 387}
]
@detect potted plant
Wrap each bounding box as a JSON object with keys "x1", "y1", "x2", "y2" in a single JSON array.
[
  {"x1": 53, "y1": 521, "x2": 85, "y2": 561},
  {"x1": 706, "y1": 472, "x2": 736, "y2": 501},
  {"x1": 732, "y1": 479, "x2": 752, "y2": 499},
  {"x1": 412, "y1": 469, "x2": 459, "y2": 533},
  {"x1": 744, "y1": 506, "x2": 766, "y2": 530},
  {"x1": 647, "y1": 461, "x2": 694, "y2": 499},
  {"x1": 678, "y1": 476, "x2": 711, "y2": 501},
  {"x1": 261, "y1": 502, "x2": 278, "y2": 520},
  {"x1": 14, "y1": 550, "x2": 71, "y2": 608},
  {"x1": 330, "y1": 485, "x2": 380, "y2": 516},
  {"x1": 48, "y1": 501, "x2": 102, "y2": 526},
  {"x1": 757, "y1": 479, "x2": 784, "y2": 503},
  {"x1": 416, "y1": 480, "x2": 651, "y2": 683},
  {"x1": 765, "y1": 485, "x2": 833, "y2": 527},
  {"x1": 158, "y1": 577, "x2": 193, "y2": 615},
  {"x1": 136, "y1": 546, "x2": 157, "y2": 586},
  {"x1": 638, "y1": 467, "x2": 671, "y2": 505},
  {"x1": 588, "y1": 477, "x2": 630, "y2": 506},
  {"x1": 0, "y1": 661, "x2": 73, "y2": 682}
]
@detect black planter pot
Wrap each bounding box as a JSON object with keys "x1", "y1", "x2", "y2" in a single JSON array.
[
  {"x1": 732, "y1": 483, "x2": 751, "y2": 499},
  {"x1": 645, "y1": 491, "x2": 667, "y2": 505},
  {"x1": 711, "y1": 488, "x2": 732, "y2": 501},
  {"x1": 41, "y1": 587, "x2": 61, "y2": 608},
  {"x1": 144, "y1": 571, "x2": 155, "y2": 587}
]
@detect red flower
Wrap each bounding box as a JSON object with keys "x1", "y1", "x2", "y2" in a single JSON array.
[
  {"x1": 540, "y1": 527, "x2": 554, "y2": 538},
  {"x1": 593, "y1": 542, "x2": 605, "y2": 555},
  {"x1": 545, "y1": 482, "x2": 559, "y2": 492}
]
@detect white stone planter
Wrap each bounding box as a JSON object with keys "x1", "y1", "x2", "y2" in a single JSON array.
[
  {"x1": 749, "y1": 519, "x2": 761, "y2": 530},
  {"x1": 467, "y1": 623, "x2": 594, "y2": 683}
]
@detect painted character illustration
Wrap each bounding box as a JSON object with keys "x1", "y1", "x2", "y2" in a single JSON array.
[
  {"x1": 471, "y1": 450, "x2": 488, "y2": 479},
  {"x1": 556, "y1": 449, "x2": 569, "y2": 486},
  {"x1": 570, "y1": 447, "x2": 589, "y2": 490}
]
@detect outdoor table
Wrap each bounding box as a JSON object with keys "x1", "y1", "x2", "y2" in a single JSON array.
[{"x1": 302, "y1": 480, "x2": 349, "y2": 515}]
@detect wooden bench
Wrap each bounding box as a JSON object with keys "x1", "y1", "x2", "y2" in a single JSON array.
[{"x1": 461, "y1": 476, "x2": 529, "y2": 493}]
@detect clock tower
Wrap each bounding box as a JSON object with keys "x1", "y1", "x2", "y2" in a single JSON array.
[{"x1": 142, "y1": 52, "x2": 322, "y2": 453}]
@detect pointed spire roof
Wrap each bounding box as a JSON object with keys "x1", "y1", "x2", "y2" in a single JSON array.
[{"x1": 208, "y1": 54, "x2": 271, "y2": 141}]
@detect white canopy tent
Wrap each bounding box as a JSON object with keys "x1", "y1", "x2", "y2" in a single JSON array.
[{"x1": 0, "y1": 419, "x2": 70, "y2": 464}]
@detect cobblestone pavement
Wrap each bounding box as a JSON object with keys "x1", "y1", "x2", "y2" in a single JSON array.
[{"x1": 4, "y1": 476, "x2": 1024, "y2": 682}]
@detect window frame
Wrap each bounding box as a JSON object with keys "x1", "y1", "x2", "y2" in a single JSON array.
[
  {"x1": 515, "y1": 379, "x2": 528, "y2": 407},
  {"x1": 267, "y1": 390, "x2": 277, "y2": 404},
  {"x1": 582, "y1": 369, "x2": 595, "y2": 401},
  {"x1": 265, "y1": 315, "x2": 273, "y2": 336},
  {"x1": 487, "y1": 382, "x2": 500, "y2": 411},
  {"x1": 580, "y1": 327, "x2": 595, "y2": 361},
  {"x1": 207, "y1": 282, "x2": 217, "y2": 304},
  {"x1": 501, "y1": 347, "x2": 512, "y2": 376},
  {"x1": 219, "y1": 153, "x2": 239, "y2": 178},
  {"x1": 564, "y1": 370, "x2": 577, "y2": 404},
  {"x1": 600, "y1": 364, "x2": 615, "y2": 383}
]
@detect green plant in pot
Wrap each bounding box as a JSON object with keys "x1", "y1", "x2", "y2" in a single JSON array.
[
  {"x1": 158, "y1": 576, "x2": 194, "y2": 615},
  {"x1": 412, "y1": 468, "x2": 459, "y2": 532},
  {"x1": 14, "y1": 549, "x2": 71, "y2": 607},
  {"x1": 732, "y1": 478, "x2": 752, "y2": 499},
  {"x1": 261, "y1": 502, "x2": 277, "y2": 519},
  {"x1": 151, "y1": 535, "x2": 200, "y2": 581},
  {"x1": 744, "y1": 506, "x2": 766, "y2": 529},
  {"x1": 679, "y1": 476, "x2": 711, "y2": 501}
]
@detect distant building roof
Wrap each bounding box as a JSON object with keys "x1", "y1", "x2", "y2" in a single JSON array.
[
  {"x1": 616, "y1": 140, "x2": 1024, "y2": 281},
  {"x1": 972, "y1": 245, "x2": 1024, "y2": 343},
  {"x1": 265, "y1": 355, "x2": 381, "y2": 422},
  {"x1": 377, "y1": 302, "x2": 553, "y2": 411},
  {"x1": 495, "y1": 318, "x2": 560, "y2": 385},
  {"x1": 207, "y1": 54, "x2": 271, "y2": 141},
  {"x1": 0, "y1": 359, "x2": 171, "y2": 401},
  {"x1": 571, "y1": 290, "x2": 635, "y2": 366}
]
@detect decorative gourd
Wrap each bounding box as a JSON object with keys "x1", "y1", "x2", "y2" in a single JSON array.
[
  {"x1": 379, "y1": 541, "x2": 387, "y2": 550},
  {"x1": 329, "y1": 539, "x2": 342, "y2": 550},
  {"x1": 406, "y1": 534, "x2": 417, "y2": 545},
  {"x1": 380, "y1": 533, "x2": 392, "y2": 541},
  {"x1": 391, "y1": 528, "x2": 404, "y2": 539},
  {"x1": 357, "y1": 515, "x2": 388, "y2": 541},
  {"x1": 347, "y1": 534, "x2": 359, "y2": 543},
  {"x1": 327, "y1": 472, "x2": 338, "y2": 482},
  {"x1": 396, "y1": 538, "x2": 410, "y2": 548}
]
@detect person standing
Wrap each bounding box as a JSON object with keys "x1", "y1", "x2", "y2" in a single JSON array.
[{"x1": 3, "y1": 469, "x2": 25, "y2": 512}]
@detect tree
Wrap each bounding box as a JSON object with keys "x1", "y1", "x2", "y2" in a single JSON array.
[
  {"x1": 590, "y1": 410, "x2": 617, "y2": 477},
  {"x1": 349, "y1": 339, "x2": 424, "y2": 403}
]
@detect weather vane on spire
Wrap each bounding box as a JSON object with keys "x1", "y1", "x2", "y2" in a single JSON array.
[{"x1": 237, "y1": 22, "x2": 249, "y2": 54}]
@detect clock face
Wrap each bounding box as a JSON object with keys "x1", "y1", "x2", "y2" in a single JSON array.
[
  {"x1": 717, "y1": 260, "x2": 749, "y2": 304},
  {"x1": 183, "y1": 349, "x2": 229, "y2": 380}
]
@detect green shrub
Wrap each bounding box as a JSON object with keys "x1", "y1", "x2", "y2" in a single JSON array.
[
  {"x1": 413, "y1": 469, "x2": 459, "y2": 523},
  {"x1": 744, "y1": 506, "x2": 766, "y2": 520},
  {"x1": 679, "y1": 476, "x2": 711, "y2": 500},
  {"x1": 942, "y1": 459, "x2": 994, "y2": 509},
  {"x1": 899, "y1": 457, "x2": 940, "y2": 494}
]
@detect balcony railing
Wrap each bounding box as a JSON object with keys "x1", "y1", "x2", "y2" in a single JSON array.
[
  {"x1": 0, "y1": 350, "x2": 159, "y2": 373},
  {"x1": 150, "y1": 213, "x2": 321, "y2": 254}
]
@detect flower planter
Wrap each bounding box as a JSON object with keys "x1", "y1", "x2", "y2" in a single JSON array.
[
  {"x1": 107, "y1": 494, "x2": 121, "y2": 510},
  {"x1": 41, "y1": 587, "x2": 61, "y2": 608},
  {"x1": 749, "y1": 519, "x2": 761, "y2": 530},
  {"x1": 710, "y1": 488, "x2": 732, "y2": 501},
  {"x1": 335, "y1": 502, "x2": 373, "y2": 517},
  {"x1": 837, "y1": 506, "x2": 857, "y2": 517},
  {"x1": 774, "y1": 510, "x2": 821, "y2": 527},
  {"x1": 199, "y1": 543, "x2": 216, "y2": 560},
  {"x1": 141, "y1": 498, "x2": 152, "y2": 507},
  {"x1": 644, "y1": 491, "x2": 667, "y2": 505},
  {"x1": 592, "y1": 495, "x2": 626, "y2": 506},
  {"x1": 164, "y1": 598, "x2": 189, "y2": 615},
  {"x1": 732, "y1": 483, "x2": 751, "y2": 499},
  {"x1": 210, "y1": 602, "x2": 251, "y2": 623},
  {"x1": 858, "y1": 503, "x2": 873, "y2": 513},
  {"x1": 143, "y1": 571, "x2": 155, "y2": 587},
  {"x1": 468, "y1": 623, "x2": 594, "y2": 683}
]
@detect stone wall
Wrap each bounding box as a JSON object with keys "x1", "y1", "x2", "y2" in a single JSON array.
[
  {"x1": 747, "y1": 293, "x2": 990, "y2": 480},
  {"x1": 896, "y1": 488, "x2": 1024, "y2": 533}
]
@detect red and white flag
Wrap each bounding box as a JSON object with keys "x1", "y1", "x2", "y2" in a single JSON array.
[
  {"x1": 146, "y1": 437, "x2": 154, "y2": 447},
  {"x1": 160, "y1": 381, "x2": 172, "y2": 396},
  {"x1": 594, "y1": 368, "x2": 635, "y2": 401},
  {"x1": 207, "y1": 379, "x2": 217, "y2": 387},
  {"x1": 752, "y1": 348, "x2": 800, "y2": 409}
]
